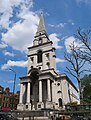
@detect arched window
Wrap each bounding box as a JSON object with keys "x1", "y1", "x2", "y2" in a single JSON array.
[
  {"x1": 59, "y1": 98, "x2": 62, "y2": 107},
  {"x1": 37, "y1": 50, "x2": 42, "y2": 63},
  {"x1": 39, "y1": 38, "x2": 42, "y2": 44}
]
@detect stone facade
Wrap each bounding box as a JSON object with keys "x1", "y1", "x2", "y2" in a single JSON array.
[{"x1": 17, "y1": 15, "x2": 79, "y2": 111}]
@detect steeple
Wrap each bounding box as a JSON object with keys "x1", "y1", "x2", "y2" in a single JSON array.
[
  {"x1": 37, "y1": 15, "x2": 46, "y2": 33},
  {"x1": 33, "y1": 14, "x2": 50, "y2": 46}
]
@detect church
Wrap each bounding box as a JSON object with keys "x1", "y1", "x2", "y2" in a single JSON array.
[{"x1": 17, "y1": 15, "x2": 79, "y2": 111}]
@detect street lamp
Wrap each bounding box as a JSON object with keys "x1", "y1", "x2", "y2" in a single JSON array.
[{"x1": 9, "y1": 68, "x2": 16, "y2": 110}]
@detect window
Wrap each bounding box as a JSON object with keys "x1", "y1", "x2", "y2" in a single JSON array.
[
  {"x1": 57, "y1": 83, "x2": 60, "y2": 86},
  {"x1": 39, "y1": 67, "x2": 41, "y2": 70},
  {"x1": 38, "y1": 104, "x2": 41, "y2": 108},
  {"x1": 37, "y1": 50, "x2": 42, "y2": 63},
  {"x1": 46, "y1": 53, "x2": 49, "y2": 60},
  {"x1": 39, "y1": 38, "x2": 42, "y2": 44},
  {"x1": 39, "y1": 33, "x2": 41, "y2": 35},
  {"x1": 31, "y1": 66, "x2": 33, "y2": 69},
  {"x1": 57, "y1": 91, "x2": 61, "y2": 93},
  {"x1": 26, "y1": 105, "x2": 28, "y2": 109},
  {"x1": 30, "y1": 57, "x2": 34, "y2": 63},
  {"x1": 59, "y1": 98, "x2": 62, "y2": 107},
  {"x1": 46, "y1": 62, "x2": 50, "y2": 69}
]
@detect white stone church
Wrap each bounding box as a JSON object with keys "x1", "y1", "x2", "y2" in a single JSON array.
[{"x1": 17, "y1": 15, "x2": 79, "y2": 111}]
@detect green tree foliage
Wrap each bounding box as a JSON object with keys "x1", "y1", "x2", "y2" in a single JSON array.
[{"x1": 81, "y1": 74, "x2": 91, "y2": 103}]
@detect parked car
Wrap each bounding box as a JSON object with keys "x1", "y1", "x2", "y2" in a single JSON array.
[{"x1": 0, "y1": 112, "x2": 17, "y2": 120}]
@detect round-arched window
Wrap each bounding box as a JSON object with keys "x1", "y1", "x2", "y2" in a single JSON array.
[{"x1": 37, "y1": 50, "x2": 42, "y2": 63}]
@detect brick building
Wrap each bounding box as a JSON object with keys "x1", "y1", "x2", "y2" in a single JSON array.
[{"x1": 0, "y1": 85, "x2": 19, "y2": 111}]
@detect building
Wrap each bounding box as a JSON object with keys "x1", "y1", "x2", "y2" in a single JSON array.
[
  {"x1": 17, "y1": 15, "x2": 79, "y2": 111},
  {"x1": 0, "y1": 85, "x2": 19, "y2": 111}
]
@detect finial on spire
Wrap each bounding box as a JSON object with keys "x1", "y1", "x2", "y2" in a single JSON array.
[
  {"x1": 40, "y1": 11, "x2": 43, "y2": 15},
  {"x1": 37, "y1": 14, "x2": 46, "y2": 33}
]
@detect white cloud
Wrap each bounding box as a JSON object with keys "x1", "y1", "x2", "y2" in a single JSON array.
[
  {"x1": 68, "y1": 19, "x2": 75, "y2": 26},
  {"x1": 76, "y1": 0, "x2": 91, "y2": 5},
  {"x1": 0, "y1": 0, "x2": 22, "y2": 29},
  {"x1": 65, "y1": 36, "x2": 83, "y2": 53},
  {"x1": 48, "y1": 22, "x2": 66, "y2": 28},
  {"x1": 49, "y1": 33, "x2": 62, "y2": 49},
  {"x1": 3, "y1": 50, "x2": 15, "y2": 57},
  {"x1": 2, "y1": 13, "x2": 39, "y2": 51},
  {"x1": 56, "y1": 58, "x2": 66, "y2": 63},
  {"x1": 61, "y1": 36, "x2": 68, "y2": 41},
  {"x1": 1, "y1": 0, "x2": 39, "y2": 52},
  {"x1": 56, "y1": 69, "x2": 60, "y2": 73},
  {"x1": 0, "y1": 42, "x2": 7, "y2": 48},
  {"x1": 0, "y1": 0, "x2": 33, "y2": 29},
  {"x1": 1, "y1": 60, "x2": 28, "y2": 70},
  {"x1": 7, "y1": 80, "x2": 14, "y2": 83},
  {"x1": 45, "y1": 12, "x2": 50, "y2": 16}
]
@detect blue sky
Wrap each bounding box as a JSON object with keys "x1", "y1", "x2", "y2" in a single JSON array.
[{"x1": 0, "y1": 0, "x2": 91, "y2": 92}]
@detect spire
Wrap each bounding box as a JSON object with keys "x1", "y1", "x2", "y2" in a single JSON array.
[{"x1": 37, "y1": 15, "x2": 46, "y2": 33}]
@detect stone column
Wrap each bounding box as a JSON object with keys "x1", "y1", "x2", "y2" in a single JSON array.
[
  {"x1": 19, "y1": 83, "x2": 23, "y2": 104},
  {"x1": 47, "y1": 79, "x2": 51, "y2": 101},
  {"x1": 39, "y1": 80, "x2": 42, "y2": 102},
  {"x1": 27, "y1": 82, "x2": 30, "y2": 103}
]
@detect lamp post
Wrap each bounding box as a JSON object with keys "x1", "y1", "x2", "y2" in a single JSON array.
[{"x1": 9, "y1": 68, "x2": 16, "y2": 110}]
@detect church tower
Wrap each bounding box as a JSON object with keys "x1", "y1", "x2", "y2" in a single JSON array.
[
  {"x1": 17, "y1": 15, "x2": 79, "y2": 111},
  {"x1": 28, "y1": 15, "x2": 56, "y2": 73}
]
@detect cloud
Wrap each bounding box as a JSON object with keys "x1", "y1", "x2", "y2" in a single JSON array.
[
  {"x1": 0, "y1": 0, "x2": 33, "y2": 29},
  {"x1": 3, "y1": 50, "x2": 15, "y2": 57},
  {"x1": 65, "y1": 36, "x2": 83, "y2": 53},
  {"x1": 2, "y1": 12, "x2": 39, "y2": 51},
  {"x1": 61, "y1": 36, "x2": 68, "y2": 41},
  {"x1": 1, "y1": 60, "x2": 28, "y2": 70},
  {"x1": 48, "y1": 23, "x2": 66, "y2": 28},
  {"x1": 0, "y1": 42, "x2": 7, "y2": 48},
  {"x1": 1, "y1": 0, "x2": 39, "y2": 52},
  {"x1": 49, "y1": 20, "x2": 75, "y2": 28},
  {"x1": 0, "y1": 0, "x2": 22, "y2": 29},
  {"x1": 49, "y1": 33, "x2": 62, "y2": 49},
  {"x1": 68, "y1": 19, "x2": 75, "y2": 26},
  {"x1": 56, "y1": 58, "x2": 66, "y2": 63},
  {"x1": 76, "y1": 0, "x2": 91, "y2": 5},
  {"x1": 56, "y1": 69, "x2": 60, "y2": 73},
  {"x1": 7, "y1": 80, "x2": 14, "y2": 83}
]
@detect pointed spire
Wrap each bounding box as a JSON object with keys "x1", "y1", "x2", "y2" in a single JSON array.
[{"x1": 37, "y1": 14, "x2": 46, "y2": 33}]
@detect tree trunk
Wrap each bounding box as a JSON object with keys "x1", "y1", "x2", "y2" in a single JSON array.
[{"x1": 78, "y1": 73, "x2": 83, "y2": 104}]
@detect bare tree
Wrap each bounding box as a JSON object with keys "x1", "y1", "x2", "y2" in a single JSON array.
[
  {"x1": 64, "y1": 42, "x2": 87, "y2": 103},
  {"x1": 75, "y1": 28, "x2": 91, "y2": 63}
]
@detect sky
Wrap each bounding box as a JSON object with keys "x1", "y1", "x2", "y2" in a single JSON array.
[{"x1": 0, "y1": 0, "x2": 91, "y2": 93}]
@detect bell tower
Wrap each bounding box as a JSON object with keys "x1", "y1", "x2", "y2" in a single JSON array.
[{"x1": 28, "y1": 15, "x2": 56, "y2": 74}]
